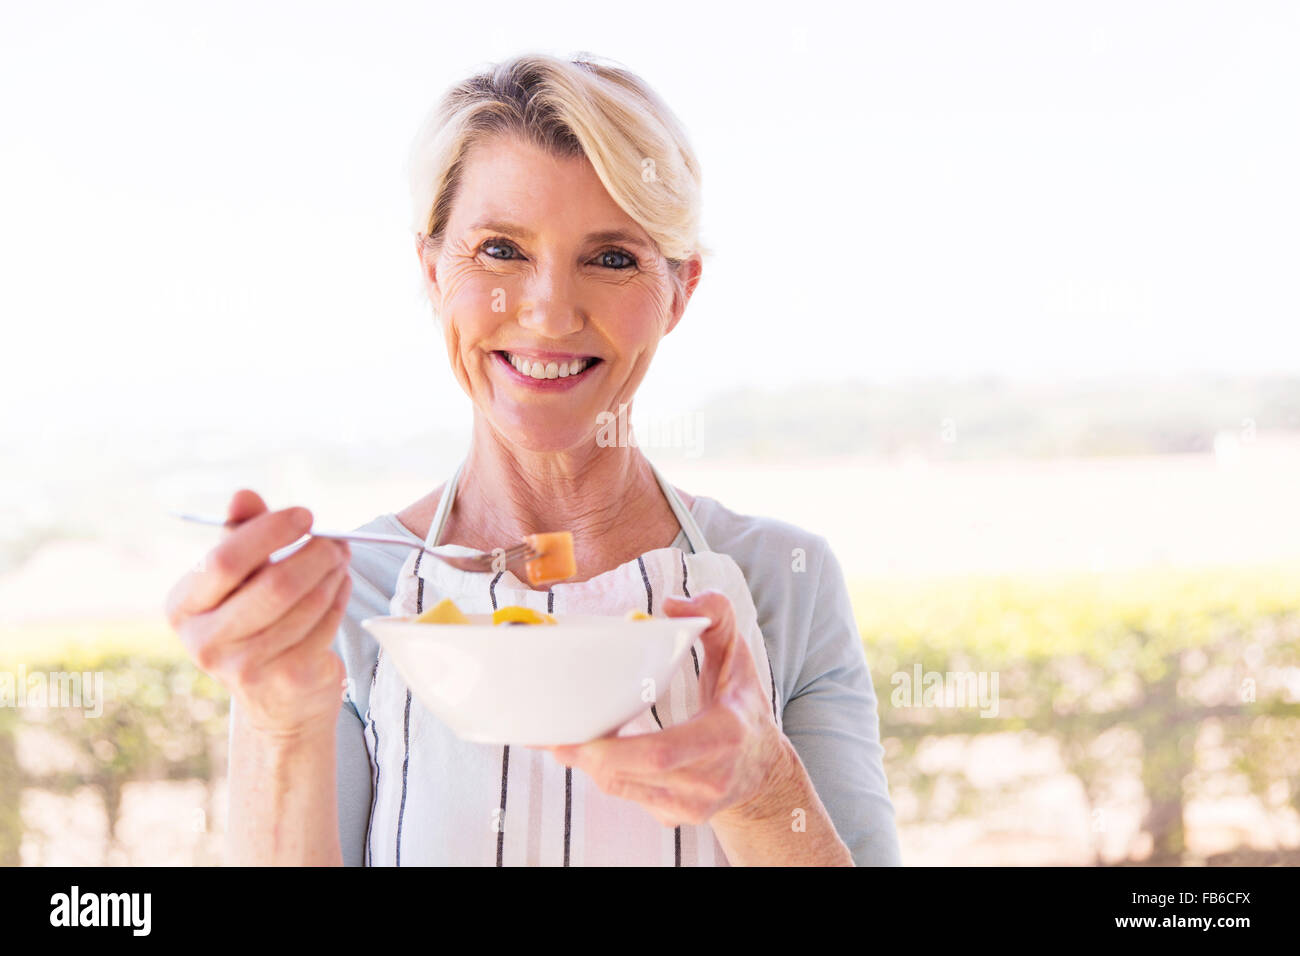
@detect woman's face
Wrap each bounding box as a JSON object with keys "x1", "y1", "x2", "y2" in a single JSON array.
[{"x1": 419, "y1": 134, "x2": 701, "y2": 453}]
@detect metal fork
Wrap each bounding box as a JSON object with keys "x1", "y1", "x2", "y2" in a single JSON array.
[{"x1": 171, "y1": 511, "x2": 539, "y2": 571}]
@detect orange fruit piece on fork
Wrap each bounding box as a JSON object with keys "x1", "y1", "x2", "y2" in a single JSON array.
[{"x1": 523, "y1": 532, "x2": 576, "y2": 586}]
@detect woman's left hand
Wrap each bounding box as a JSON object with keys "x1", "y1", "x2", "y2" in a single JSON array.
[{"x1": 538, "y1": 589, "x2": 797, "y2": 828}]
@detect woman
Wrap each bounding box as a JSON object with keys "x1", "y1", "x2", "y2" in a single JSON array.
[{"x1": 166, "y1": 53, "x2": 900, "y2": 866}]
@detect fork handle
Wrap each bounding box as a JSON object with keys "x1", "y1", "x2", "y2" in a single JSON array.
[
  {"x1": 301, "y1": 529, "x2": 446, "y2": 558},
  {"x1": 172, "y1": 511, "x2": 519, "y2": 563},
  {"x1": 173, "y1": 512, "x2": 443, "y2": 558}
]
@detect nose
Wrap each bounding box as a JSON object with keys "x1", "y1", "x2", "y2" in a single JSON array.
[{"x1": 516, "y1": 262, "x2": 584, "y2": 337}]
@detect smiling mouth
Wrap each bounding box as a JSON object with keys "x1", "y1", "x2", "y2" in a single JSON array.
[{"x1": 496, "y1": 351, "x2": 603, "y2": 381}]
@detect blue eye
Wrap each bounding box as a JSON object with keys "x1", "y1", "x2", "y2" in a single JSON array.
[
  {"x1": 597, "y1": 249, "x2": 637, "y2": 269},
  {"x1": 481, "y1": 238, "x2": 521, "y2": 260},
  {"x1": 479, "y1": 238, "x2": 636, "y2": 269}
]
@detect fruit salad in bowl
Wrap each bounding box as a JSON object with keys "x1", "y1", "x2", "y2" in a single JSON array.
[{"x1": 361, "y1": 596, "x2": 708, "y2": 746}]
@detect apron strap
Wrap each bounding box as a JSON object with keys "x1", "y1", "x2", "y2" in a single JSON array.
[
  {"x1": 648, "y1": 461, "x2": 710, "y2": 554},
  {"x1": 427, "y1": 456, "x2": 708, "y2": 554},
  {"x1": 425, "y1": 458, "x2": 464, "y2": 549}
]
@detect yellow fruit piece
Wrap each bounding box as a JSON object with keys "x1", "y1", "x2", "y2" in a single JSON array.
[
  {"x1": 492, "y1": 605, "x2": 557, "y2": 626},
  {"x1": 626, "y1": 610, "x2": 653, "y2": 621},
  {"x1": 415, "y1": 597, "x2": 470, "y2": 624},
  {"x1": 524, "y1": 532, "x2": 576, "y2": 586}
]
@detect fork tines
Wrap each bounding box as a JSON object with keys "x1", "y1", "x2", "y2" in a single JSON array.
[{"x1": 470, "y1": 542, "x2": 538, "y2": 566}]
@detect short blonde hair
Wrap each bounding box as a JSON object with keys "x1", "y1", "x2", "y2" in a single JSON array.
[{"x1": 407, "y1": 52, "x2": 706, "y2": 274}]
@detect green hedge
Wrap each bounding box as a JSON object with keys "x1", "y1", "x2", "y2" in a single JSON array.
[
  {"x1": 4, "y1": 563, "x2": 1298, "y2": 864},
  {"x1": 855, "y1": 564, "x2": 1300, "y2": 861},
  {"x1": 3, "y1": 654, "x2": 227, "y2": 865}
]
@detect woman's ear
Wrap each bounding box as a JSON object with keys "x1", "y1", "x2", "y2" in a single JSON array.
[
  {"x1": 413, "y1": 236, "x2": 447, "y2": 335},
  {"x1": 664, "y1": 253, "x2": 703, "y2": 336},
  {"x1": 415, "y1": 235, "x2": 446, "y2": 321},
  {"x1": 415, "y1": 235, "x2": 438, "y2": 292}
]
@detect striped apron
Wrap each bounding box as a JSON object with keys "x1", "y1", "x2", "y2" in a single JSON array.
[{"x1": 362, "y1": 459, "x2": 781, "y2": 866}]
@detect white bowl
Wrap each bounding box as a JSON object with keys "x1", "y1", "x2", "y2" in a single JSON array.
[{"x1": 360, "y1": 613, "x2": 711, "y2": 746}]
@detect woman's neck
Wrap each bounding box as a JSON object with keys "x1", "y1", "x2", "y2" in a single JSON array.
[{"x1": 431, "y1": 411, "x2": 686, "y2": 586}]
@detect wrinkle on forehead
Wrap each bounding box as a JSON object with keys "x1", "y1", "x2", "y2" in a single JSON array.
[{"x1": 447, "y1": 135, "x2": 660, "y2": 257}]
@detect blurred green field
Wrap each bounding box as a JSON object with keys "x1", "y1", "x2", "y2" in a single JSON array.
[
  {"x1": 5, "y1": 560, "x2": 1296, "y2": 665},
  {"x1": 0, "y1": 618, "x2": 182, "y2": 668},
  {"x1": 852, "y1": 560, "x2": 1300, "y2": 662}
]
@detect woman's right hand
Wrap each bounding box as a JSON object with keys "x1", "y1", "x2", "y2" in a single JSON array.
[{"x1": 165, "y1": 489, "x2": 352, "y2": 738}]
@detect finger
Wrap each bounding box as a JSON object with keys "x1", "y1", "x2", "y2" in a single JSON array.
[
  {"x1": 597, "y1": 774, "x2": 721, "y2": 828},
  {"x1": 226, "y1": 489, "x2": 269, "y2": 527},
  {"x1": 168, "y1": 489, "x2": 265, "y2": 626},
  {"x1": 167, "y1": 504, "x2": 314, "y2": 623},
  {"x1": 200, "y1": 535, "x2": 348, "y2": 643},
  {"x1": 664, "y1": 589, "x2": 735, "y2": 644},
  {"x1": 264, "y1": 628, "x2": 347, "y2": 697},
  {"x1": 217, "y1": 565, "x2": 350, "y2": 677},
  {"x1": 545, "y1": 725, "x2": 624, "y2": 765},
  {"x1": 297, "y1": 567, "x2": 352, "y2": 656},
  {"x1": 602, "y1": 777, "x2": 677, "y2": 819},
  {"x1": 663, "y1": 590, "x2": 742, "y2": 703},
  {"x1": 544, "y1": 731, "x2": 605, "y2": 766},
  {"x1": 608, "y1": 763, "x2": 726, "y2": 818},
  {"x1": 246, "y1": 569, "x2": 352, "y2": 698},
  {"x1": 262, "y1": 573, "x2": 351, "y2": 687},
  {"x1": 557, "y1": 707, "x2": 735, "y2": 778}
]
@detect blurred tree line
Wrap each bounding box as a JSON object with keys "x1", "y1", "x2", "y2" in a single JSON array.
[{"x1": 695, "y1": 374, "x2": 1300, "y2": 460}]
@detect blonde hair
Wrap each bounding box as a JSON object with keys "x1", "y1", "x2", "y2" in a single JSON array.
[{"x1": 407, "y1": 52, "x2": 707, "y2": 279}]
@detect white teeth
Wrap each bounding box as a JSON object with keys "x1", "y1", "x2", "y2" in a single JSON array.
[{"x1": 505, "y1": 352, "x2": 591, "y2": 379}]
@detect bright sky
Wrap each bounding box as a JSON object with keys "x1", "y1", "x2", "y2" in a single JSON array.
[{"x1": 3, "y1": 0, "x2": 1297, "y2": 445}]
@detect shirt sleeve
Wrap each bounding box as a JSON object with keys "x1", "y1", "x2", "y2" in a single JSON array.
[
  {"x1": 336, "y1": 700, "x2": 372, "y2": 867},
  {"x1": 782, "y1": 541, "x2": 902, "y2": 866}
]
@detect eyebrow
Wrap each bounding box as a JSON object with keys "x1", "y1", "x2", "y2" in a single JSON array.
[{"x1": 468, "y1": 219, "x2": 652, "y2": 250}]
